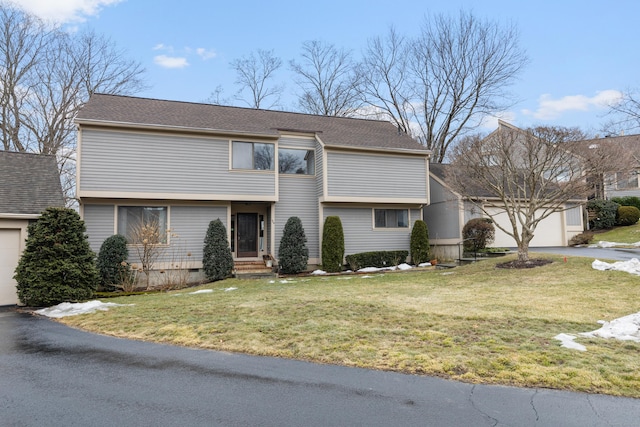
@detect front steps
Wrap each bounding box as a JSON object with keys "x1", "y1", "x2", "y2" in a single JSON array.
[{"x1": 233, "y1": 261, "x2": 276, "y2": 279}]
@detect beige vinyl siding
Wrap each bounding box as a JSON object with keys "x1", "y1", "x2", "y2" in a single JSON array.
[
  {"x1": 279, "y1": 135, "x2": 316, "y2": 149},
  {"x1": 565, "y1": 204, "x2": 583, "y2": 227},
  {"x1": 83, "y1": 204, "x2": 116, "y2": 253},
  {"x1": 80, "y1": 129, "x2": 275, "y2": 198},
  {"x1": 326, "y1": 151, "x2": 427, "y2": 200},
  {"x1": 323, "y1": 206, "x2": 420, "y2": 256},
  {"x1": 274, "y1": 176, "x2": 319, "y2": 259}
]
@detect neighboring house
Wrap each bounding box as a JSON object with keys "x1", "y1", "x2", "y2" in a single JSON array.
[
  {"x1": 566, "y1": 133, "x2": 640, "y2": 200},
  {"x1": 75, "y1": 94, "x2": 430, "y2": 279},
  {"x1": 0, "y1": 151, "x2": 64, "y2": 306},
  {"x1": 424, "y1": 120, "x2": 586, "y2": 260}
]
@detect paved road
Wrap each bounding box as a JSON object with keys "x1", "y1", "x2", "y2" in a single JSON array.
[
  {"x1": 526, "y1": 246, "x2": 640, "y2": 261},
  {"x1": 1, "y1": 308, "x2": 639, "y2": 426}
]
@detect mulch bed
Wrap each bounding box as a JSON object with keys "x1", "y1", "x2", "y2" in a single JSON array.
[{"x1": 496, "y1": 258, "x2": 553, "y2": 269}]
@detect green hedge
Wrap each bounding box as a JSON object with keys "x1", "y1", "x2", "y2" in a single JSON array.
[
  {"x1": 345, "y1": 251, "x2": 408, "y2": 271},
  {"x1": 617, "y1": 206, "x2": 640, "y2": 226}
]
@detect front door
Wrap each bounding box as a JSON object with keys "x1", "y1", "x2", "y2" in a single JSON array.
[{"x1": 237, "y1": 213, "x2": 258, "y2": 257}]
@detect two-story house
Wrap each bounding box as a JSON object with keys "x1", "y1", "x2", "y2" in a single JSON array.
[{"x1": 75, "y1": 94, "x2": 430, "y2": 278}]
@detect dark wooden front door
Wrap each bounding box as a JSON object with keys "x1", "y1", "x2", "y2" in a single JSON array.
[{"x1": 237, "y1": 213, "x2": 258, "y2": 257}]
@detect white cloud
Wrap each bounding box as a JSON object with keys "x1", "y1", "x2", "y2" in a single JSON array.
[
  {"x1": 12, "y1": 0, "x2": 123, "y2": 24},
  {"x1": 196, "y1": 48, "x2": 216, "y2": 60},
  {"x1": 154, "y1": 55, "x2": 189, "y2": 69},
  {"x1": 523, "y1": 90, "x2": 623, "y2": 120}
]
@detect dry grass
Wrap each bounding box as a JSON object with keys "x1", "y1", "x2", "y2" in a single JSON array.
[
  {"x1": 59, "y1": 254, "x2": 640, "y2": 397},
  {"x1": 592, "y1": 222, "x2": 640, "y2": 244}
]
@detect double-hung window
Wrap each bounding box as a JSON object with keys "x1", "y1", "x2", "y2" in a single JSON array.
[
  {"x1": 374, "y1": 209, "x2": 409, "y2": 228},
  {"x1": 117, "y1": 206, "x2": 168, "y2": 244},
  {"x1": 232, "y1": 142, "x2": 275, "y2": 170}
]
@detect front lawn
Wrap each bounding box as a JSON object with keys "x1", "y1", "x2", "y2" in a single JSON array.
[
  {"x1": 592, "y1": 222, "x2": 640, "y2": 244},
  {"x1": 58, "y1": 254, "x2": 640, "y2": 397}
]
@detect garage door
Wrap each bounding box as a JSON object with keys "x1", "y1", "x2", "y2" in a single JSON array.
[
  {"x1": 486, "y1": 208, "x2": 565, "y2": 247},
  {"x1": 0, "y1": 229, "x2": 21, "y2": 306}
]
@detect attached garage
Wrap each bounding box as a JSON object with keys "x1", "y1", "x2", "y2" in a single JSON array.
[
  {"x1": 0, "y1": 151, "x2": 64, "y2": 306},
  {"x1": 486, "y1": 207, "x2": 565, "y2": 247}
]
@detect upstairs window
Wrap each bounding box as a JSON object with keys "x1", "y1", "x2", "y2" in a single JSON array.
[
  {"x1": 117, "y1": 206, "x2": 168, "y2": 244},
  {"x1": 616, "y1": 171, "x2": 638, "y2": 189},
  {"x1": 232, "y1": 142, "x2": 274, "y2": 170},
  {"x1": 279, "y1": 148, "x2": 315, "y2": 175},
  {"x1": 374, "y1": 209, "x2": 409, "y2": 228}
]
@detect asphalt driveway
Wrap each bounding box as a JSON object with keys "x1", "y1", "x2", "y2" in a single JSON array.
[
  {"x1": 528, "y1": 245, "x2": 640, "y2": 261},
  {"x1": 1, "y1": 308, "x2": 639, "y2": 426}
]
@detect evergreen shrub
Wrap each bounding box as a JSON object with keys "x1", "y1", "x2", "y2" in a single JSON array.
[
  {"x1": 345, "y1": 251, "x2": 409, "y2": 270},
  {"x1": 462, "y1": 218, "x2": 495, "y2": 251},
  {"x1": 587, "y1": 199, "x2": 619, "y2": 230},
  {"x1": 278, "y1": 216, "x2": 309, "y2": 274},
  {"x1": 616, "y1": 206, "x2": 640, "y2": 226},
  {"x1": 14, "y1": 207, "x2": 99, "y2": 306},
  {"x1": 321, "y1": 216, "x2": 344, "y2": 272},
  {"x1": 96, "y1": 234, "x2": 130, "y2": 291},
  {"x1": 203, "y1": 219, "x2": 234, "y2": 281},
  {"x1": 611, "y1": 196, "x2": 640, "y2": 212},
  {"x1": 410, "y1": 220, "x2": 430, "y2": 265}
]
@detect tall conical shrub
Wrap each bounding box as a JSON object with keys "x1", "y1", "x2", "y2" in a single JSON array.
[
  {"x1": 278, "y1": 216, "x2": 309, "y2": 274},
  {"x1": 322, "y1": 216, "x2": 344, "y2": 273},
  {"x1": 203, "y1": 219, "x2": 234, "y2": 281},
  {"x1": 410, "y1": 220, "x2": 430, "y2": 265},
  {"x1": 96, "y1": 234, "x2": 130, "y2": 290},
  {"x1": 14, "y1": 207, "x2": 99, "y2": 306}
]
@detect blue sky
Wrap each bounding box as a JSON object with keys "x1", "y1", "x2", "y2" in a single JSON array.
[{"x1": 14, "y1": 0, "x2": 640, "y2": 134}]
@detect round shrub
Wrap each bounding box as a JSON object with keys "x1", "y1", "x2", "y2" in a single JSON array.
[
  {"x1": 278, "y1": 216, "x2": 309, "y2": 274},
  {"x1": 410, "y1": 220, "x2": 430, "y2": 265},
  {"x1": 587, "y1": 199, "x2": 619, "y2": 230},
  {"x1": 616, "y1": 206, "x2": 640, "y2": 226},
  {"x1": 14, "y1": 207, "x2": 99, "y2": 306},
  {"x1": 96, "y1": 234, "x2": 130, "y2": 291},
  {"x1": 322, "y1": 216, "x2": 344, "y2": 273},
  {"x1": 462, "y1": 218, "x2": 495, "y2": 251},
  {"x1": 203, "y1": 219, "x2": 234, "y2": 282},
  {"x1": 611, "y1": 196, "x2": 640, "y2": 212}
]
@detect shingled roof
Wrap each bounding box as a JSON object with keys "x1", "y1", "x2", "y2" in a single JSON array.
[
  {"x1": 75, "y1": 94, "x2": 428, "y2": 153},
  {"x1": 0, "y1": 151, "x2": 64, "y2": 215}
]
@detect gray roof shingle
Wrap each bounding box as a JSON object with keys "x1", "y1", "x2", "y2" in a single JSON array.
[
  {"x1": 75, "y1": 94, "x2": 429, "y2": 153},
  {"x1": 0, "y1": 151, "x2": 64, "y2": 214}
]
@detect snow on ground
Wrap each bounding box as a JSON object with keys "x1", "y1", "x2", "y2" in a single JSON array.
[
  {"x1": 556, "y1": 311, "x2": 640, "y2": 351},
  {"x1": 189, "y1": 289, "x2": 213, "y2": 295},
  {"x1": 554, "y1": 334, "x2": 587, "y2": 351},
  {"x1": 592, "y1": 258, "x2": 640, "y2": 276},
  {"x1": 36, "y1": 301, "x2": 133, "y2": 318},
  {"x1": 590, "y1": 240, "x2": 640, "y2": 248}
]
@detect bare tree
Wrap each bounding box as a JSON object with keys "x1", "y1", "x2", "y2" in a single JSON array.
[
  {"x1": 605, "y1": 88, "x2": 640, "y2": 133},
  {"x1": 230, "y1": 49, "x2": 283, "y2": 109},
  {"x1": 448, "y1": 122, "x2": 590, "y2": 263},
  {"x1": 0, "y1": 3, "x2": 146, "y2": 205},
  {"x1": 290, "y1": 40, "x2": 362, "y2": 116},
  {"x1": 359, "y1": 11, "x2": 528, "y2": 162}
]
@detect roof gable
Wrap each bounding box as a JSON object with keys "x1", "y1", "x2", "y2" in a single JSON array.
[
  {"x1": 75, "y1": 94, "x2": 429, "y2": 153},
  {"x1": 0, "y1": 151, "x2": 64, "y2": 214}
]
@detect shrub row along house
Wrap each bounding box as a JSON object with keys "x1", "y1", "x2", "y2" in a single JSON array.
[{"x1": 75, "y1": 94, "x2": 430, "y2": 283}]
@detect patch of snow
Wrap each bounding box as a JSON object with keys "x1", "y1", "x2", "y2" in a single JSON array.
[
  {"x1": 580, "y1": 312, "x2": 640, "y2": 342},
  {"x1": 310, "y1": 270, "x2": 327, "y2": 275},
  {"x1": 224, "y1": 287, "x2": 237, "y2": 292},
  {"x1": 418, "y1": 262, "x2": 432, "y2": 267},
  {"x1": 36, "y1": 300, "x2": 133, "y2": 318},
  {"x1": 397, "y1": 263, "x2": 413, "y2": 271},
  {"x1": 554, "y1": 334, "x2": 587, "y2": 351},
  {"x1": 279, "y1": 279, "x2": 295, "y2": 284},
  {"x1": 189, "y1": 289, "x2": 213, "y2": 295},
  {"x1": 592, "y1": 258, "x2": 640, "y2": 276},
  {"x1": 361, "y1": 275, "x2": 374, "y2": 279},
  {"x1": 337, "y1": 276, "x2": 353, "y2": 280},
  {"x1": 268, "y1": 280, "x2": 275, "y2": 283},
  {"x1": 590, "y1": 240, "x2": 640, "y2": 248}
]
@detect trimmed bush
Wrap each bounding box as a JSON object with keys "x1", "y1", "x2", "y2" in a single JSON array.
[
  {"x1": 96, "y1": 234, "x2": 130, "y2": 291},
  {"x1": 322, "y1": 216, "x2": 344, "y2": 273},
  {"x1": 568, "y1": 231, "x2": 594, "y2": 246},
  {"x1": 14, "y1": 207, "x2": 99, "y2": 306},
  {"x1": 587, "y1": 199, "x2": 619, "y2": 230},
  {"x1": 462, "y1": 218, "x2": 495, "y2": 251},
  {"x1": 611, "y1": 196, "x2": 640, "y2": 212},
  {"x1": 410, "y1": 220, "x2": 430, "y2": 265},
  {"x1": 203, "y1": 219, "x2": 234, "y2": 281},
  {"x1": 278, "y1": 216, "x2": 309, "y2": 274},
  {"x1": 616, "y1": 206, "x2": 640, "y2": 226},
  {"x1": 345, "y1": 251, "x2": 409, "y2": 271}
]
